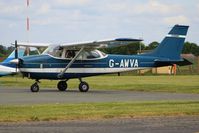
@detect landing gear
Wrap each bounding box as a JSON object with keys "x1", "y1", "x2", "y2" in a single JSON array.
[
  {"x1": 57, "y1": 81, "x2": 68, "y2": 91},
  {"x1": 78, "y1": 78, "x2": 89, "y2": 92},
  {"x1": 29, "y1": 79, "x2": 89, "y2": 93},
  {"x1": 30, "y1": 80, "x2": 40, "y2": 92}
]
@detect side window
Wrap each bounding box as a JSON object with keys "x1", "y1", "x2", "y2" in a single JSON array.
[
  {"x1": 81, "y1": 50, "x2": 101, "y2": 60},
  {"x1": 87, "y1": 51, "x2": 100, "y2": 59},
  {"x1": 63, "y1": 50, "x2": 104, "y2": 60},
  {"x1": 65, "y1": 50, "x2": 76, "y2": 58}
]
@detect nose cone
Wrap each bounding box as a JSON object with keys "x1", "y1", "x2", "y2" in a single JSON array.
[
  {"x1": 9, "y1": 58, "x2": 23, "y2": 65},
  {"x1": 10, "y1": 59, "x2": 20, "y2": 64}
]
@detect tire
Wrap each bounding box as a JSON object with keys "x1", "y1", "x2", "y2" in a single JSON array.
[
  {"x1": 30, "y1": 83, "x2": 39, "y2": 92},
  {"x1": 79, "y1": 82, "x2": 89, "y2": 92},
  {"x1": 57, "y1": 81, "x2": 67, "y2": 91}
]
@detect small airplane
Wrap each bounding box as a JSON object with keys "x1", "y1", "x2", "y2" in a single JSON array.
[{"x1": 11, "y1": 24, "x2": 191, "y2": 92}]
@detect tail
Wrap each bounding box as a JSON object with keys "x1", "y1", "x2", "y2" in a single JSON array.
[{"x1": 147, "y1": 24, "x2": 189, "y2": 61}]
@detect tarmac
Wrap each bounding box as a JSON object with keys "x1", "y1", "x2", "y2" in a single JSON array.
[
  {"x1": 0, "y1": 87, "x2": 199, "y2": 105},
  {"x1": 1, "y1": 86, "x2": 199, "y2": 133},
  {"x1": 0, "y1": 116, "x2": 199, "y2": 133}
]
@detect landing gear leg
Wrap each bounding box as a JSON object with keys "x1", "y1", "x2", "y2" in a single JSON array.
[
  {"x1": 30, "y1": 80, "x2": 40, "y2": 92},
  {"x1": 78, "y1": 78, "x2": 89, "y2": 92},
  {"x1": 57, "y1": 80, "x2": 68, "y2": 91}
]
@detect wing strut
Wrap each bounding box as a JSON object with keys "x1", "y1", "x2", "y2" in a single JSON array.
[{"x1": 57, "y1": 47, "x2": 84, "y2": 78}]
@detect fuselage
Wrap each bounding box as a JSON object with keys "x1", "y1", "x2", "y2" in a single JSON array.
[{"x1": 19, "y1": 53, "x2": 159, "y2": 80}]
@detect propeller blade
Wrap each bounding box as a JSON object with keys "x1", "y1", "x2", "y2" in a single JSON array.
[
  {"x1": 15, "y1": 40, "x2": 18, "y2": 59},
  {"x1": 15, "y1": 40, "x2": 18, "y2": 73}
]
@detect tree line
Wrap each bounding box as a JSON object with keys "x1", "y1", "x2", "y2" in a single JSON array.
[
  {"x1": 0, "y1": 45, "x2": 14, "y2": 57},
  {"x1": 102, "y1": 41, "x2": 199, "y2": 56},
  {"x1": 0, "y1": 41, "x2": 199, "y2": 57}
]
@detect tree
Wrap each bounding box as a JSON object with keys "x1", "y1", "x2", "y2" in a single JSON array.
[
  {"x1": 0, "y1": 45, "x2": 7, "y2": 57},
  {"x1": 101, "y1": 42, "x2": 146, "y2": 55},
  {"x1": 182, "y1": 42, "x2": 199, "y2": 56},
  {"x1": 6, "y1": 46, "x2": 14, "y2": 55},
  {"x1": 145, "y1": 41, "x2": 159, "y2": 50}
]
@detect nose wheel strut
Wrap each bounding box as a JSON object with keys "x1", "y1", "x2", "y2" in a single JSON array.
[
  {"x1": 57, "y1": 80, "x2": 68, "y2": 91},
  {"x1": 78, "y1": 78, "x2": 89, "y2": 92}
]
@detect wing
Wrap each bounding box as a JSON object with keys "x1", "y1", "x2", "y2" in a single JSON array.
[
  {"x1": 12, "y1": 42, "x2": 50, "y2": 48},
  {"x1": 60, "y1": 38, "x2": 143, "y2": 49}
]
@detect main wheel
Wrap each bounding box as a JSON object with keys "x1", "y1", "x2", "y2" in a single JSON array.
[
  {"x1": 79, "y1": 82, "x2": 89, "y2": 92},
  {"x1": 57, "y1": 81, "x2": 68, "y2": 91},
  {"x1": 30, "y1": 83, "x2": 39, "y2": 92}
]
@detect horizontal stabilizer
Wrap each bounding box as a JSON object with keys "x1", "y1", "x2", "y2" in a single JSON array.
[
  {"x1": 175, "y1": 58, "x2": 193, "y2": 66},
  {"x1": 155, "y1": 58, "x2": 193, "y2": 67}
]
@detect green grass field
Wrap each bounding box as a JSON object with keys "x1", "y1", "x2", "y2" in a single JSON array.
[
  {"x1": 0, "y1": 75, "x2": 199, "y2": 93},
  {"x1": 0, "y1": 101, "x2": 199, "y2": 122},
  {"x1": 0, "y1": 75, "x2": 199, "y2": 122}
]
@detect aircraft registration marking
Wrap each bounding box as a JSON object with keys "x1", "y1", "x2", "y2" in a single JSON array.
[{"x1": 109, "y1": 59, "x2": 139, "y2": 68}]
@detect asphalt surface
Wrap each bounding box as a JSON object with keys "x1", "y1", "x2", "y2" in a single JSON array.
[
  {"x1": 0, "y1": 87, "x2": 199, "y2": 105},
  {"x1": 1, "y1": 87, "x2": 199, "y2": 133},
  {"x1": 0, "y1": 116, "x2": 199, "y2": 133}
]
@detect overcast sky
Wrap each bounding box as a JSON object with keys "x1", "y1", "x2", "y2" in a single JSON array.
[{"x1": 0, "y1": 0, "x2": 198, "y2": 46}]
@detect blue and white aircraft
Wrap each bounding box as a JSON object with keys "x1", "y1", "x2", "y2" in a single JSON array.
[{"x1": 12, "y1": 25, "x2": 191, "y2": 92}]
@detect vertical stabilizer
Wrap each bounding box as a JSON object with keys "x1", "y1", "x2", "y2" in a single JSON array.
[{"x1": 149, "y1": 25, "x2": 189, "y2": 60}]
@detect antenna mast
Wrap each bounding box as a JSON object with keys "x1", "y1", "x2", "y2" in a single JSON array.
[
  {"x1": 26, "y1": 0, "x2": 30, "y2": 42},
  {"x1": 25, "y1": 0, "x2": 30, "y2": 56}
]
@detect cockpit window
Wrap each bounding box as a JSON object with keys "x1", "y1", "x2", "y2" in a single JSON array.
[
  {"x1": 65, "y1": 50, "x2": 76, "y2": 58},
  {"x1": 82, "y1": 51, "x2": 100, "y2": 59},
  {"x1": 43, "y1": 45, "x2": 107, "y2": 60},
  {"x1": 43, "y1": 45, "x2": 63, "y2": 58},
  {"x1": 65, "y1": 50, "x2": 104, "y2": 60}
]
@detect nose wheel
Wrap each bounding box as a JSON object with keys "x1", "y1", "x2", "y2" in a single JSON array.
[
  {"x1": 30, "y1": 80, "x2": 40, "y2": 92},
  {"x1": 57, "y1": 81, "x2": 68, "y2": 91},
  {"x1": 79, "y1": 78, "x2": 89, "y2": 92}
]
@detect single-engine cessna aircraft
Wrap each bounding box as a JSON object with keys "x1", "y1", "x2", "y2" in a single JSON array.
[{"x1": 11, "y1": 25, "x2": 191, "y2": 92}]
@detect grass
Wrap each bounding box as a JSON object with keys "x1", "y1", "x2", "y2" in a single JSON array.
[
  {"x1": 0, "y1": 101, "x2": 199, "y2": 122},
  {"x1": 0, "y1": 75, "x2": 199, "y2": 93}
]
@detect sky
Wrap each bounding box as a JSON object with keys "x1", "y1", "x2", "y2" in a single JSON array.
[{"x1": 0, "y1": 0, "x2": 199, "y2": 46}]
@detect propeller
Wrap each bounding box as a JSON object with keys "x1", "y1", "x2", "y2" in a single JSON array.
[{"x1": 10, "y1": 40, "x2": 24, "y2": 75}]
